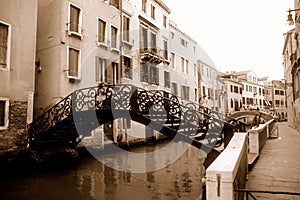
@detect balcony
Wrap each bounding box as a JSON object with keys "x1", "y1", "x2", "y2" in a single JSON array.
[{"x1": 140, "y1": 48, "x2": 169, "y2": 64}]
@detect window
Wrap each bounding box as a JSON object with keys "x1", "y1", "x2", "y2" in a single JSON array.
[
  {"x1": 0, "y1": 98, "x2": 9, "y2": 129},
  {"x1": 0, "y1": 22, "x2": 10, "y2": 70},
  {"x1": 170, "y1": 53, "x2": 175, "y2": 68},
  {"x1": 202, "y1": 86, "x2": 206, "y2": 96},
  {"x1": 140, "y1": 26, "x2": 148, "y2": 51},
  {"x1": 234, "y1": 86, "x2": 239, "y2": 93},
  {"x1": 140, "y1": 64, "x2": 159, "y2": 85},
  {"x1": 95, "y1": 57, "x2": 107, "y2": 82},
  {"x1": 185, "y1": 60, "x2": 189, "y2": 74},
  {"x1": 194, "y1": 64, "x2": 197, "y2": 77},
  {"x1": 97, "y1": 18, "x2": 106, "y2": 43},
  {"x1": 68, "y1": 47, "x2": 81, "y2": 79},
  {"x1": 181, "y1": 57, "x2": 185, "y2": 72},
  {"x1": 123, "y1": 15, "x2": 130, "y2": 42},
  {"x1": 109, "y1": 0, "x2": 119, "y2": 9},
  {"x1": 275, "y1": 100, "x2": 280, "y2": 107},
  {"x1": 111, "y1": 26, "x2": 118, "y2": 49},
  {"x1": 163, "y1": 15, "x2": 167, "y2": 28},
  {"x1": 151, "y1": 5, "x2": 155, "y2": 19},
  {"x1": 163, "y1": 40, "x2": 168, "y2": 59},
  {"x1": 122, "y1": 118, "x2": 131, "y2": 129},
  {"x1": 230, "y1": 85, "x2": 233, "y2": 92},
  {"x1": 142, "y1": 0, "x2": 147, "y2": 13},
  {"x1": 171, "y1": 83, "x2": 178, "y2": 95},
  {"x1": 181, "y1": 86, "x2": 190, "y2": 100},
  {"x1": 123, "y1": 56, "x2": 132, "y2": 79},
  {"x1": 150, "y1": 65, "x2": 159, "y2": 85},
  {"x1": 150, "y1": 32, "x2": 156, "y2": 52},
  {"x1": 140, "y1": 64, "x2": 149, "y2": 83},
  {"x1": 180, "y1": 38, "x2": 187, "y2": 47},
  {"x1": 194, "y1": 89, "x2": 197, "y2": 102},
  {"x1": 68, "y1": 3, "x2": 82, "y2": 36},
  {"x1": 171, "y1": 32, "x2": 174, "y2": 39},
  {"x1": 164, "y1": 71, "x2": 170, "y2": 88}
]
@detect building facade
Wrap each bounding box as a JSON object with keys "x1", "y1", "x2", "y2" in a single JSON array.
[
  {"x1": 0, "y1": 0, "x2": 38, "y2": 152},
  {"x1": 220, "y1": 73, "x2": 243, "y2": 114},
  {"x1": 282, "y1": 0, "x2": 300, "y2": 131},
  {"x1": 199, "y1": 59, "x2": 224, "y2": 113},
  {"x1": 220, "y1": 70, "x2": 287, "y2": 118}
]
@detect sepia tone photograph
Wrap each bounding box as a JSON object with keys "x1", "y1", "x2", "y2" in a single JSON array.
[{"x1": 0, "y1": 0, "x2": 299, "y2": 199}]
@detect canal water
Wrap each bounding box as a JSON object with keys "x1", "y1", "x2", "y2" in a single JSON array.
[{"x1": 0, "y1": 140, "x2": 206, "y2": 200}]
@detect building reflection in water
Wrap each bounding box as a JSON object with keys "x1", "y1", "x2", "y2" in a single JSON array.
[{"x1": 0, "y1": 140, "x2": 206, "y2": 200}]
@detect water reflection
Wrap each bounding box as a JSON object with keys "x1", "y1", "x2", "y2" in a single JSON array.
[{"x1": 0, "y1": 141, "x2": 205, "y2": 200}]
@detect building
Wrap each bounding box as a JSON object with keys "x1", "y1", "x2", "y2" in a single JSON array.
[
  {"x1": 219, "y1": 73, "x2": 243, "y2": 114},
  {"x1": 169, "y1": 21, "x2": 199, "y2": 103},
  {"x1": 198, "y1": 56, "x2": 224, "y2": 113},
  {"x1": 272, "y1": 80, "x2": 287, "y2": 120},
  {"x1": 0, "y1": 0, "x2": 38, "y2": 152},
  {"x1": 220, "y1": 70, "x2": 286, "y2": 118}
]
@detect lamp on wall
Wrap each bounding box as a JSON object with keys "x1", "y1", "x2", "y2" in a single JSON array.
[{"x1": 287, "y1": 8, "x2": 300, "y2": 25}]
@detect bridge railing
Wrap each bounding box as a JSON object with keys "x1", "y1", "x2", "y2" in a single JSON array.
[
  {"x1": 206, "y1": 132, "x2": 248, "y2": 200},
  {"x1": 248, "y1": 119, "x2": 276, "y2": 156},
  {"x1": 28, "y1": 83, "x2": 247, "y2": 150}
]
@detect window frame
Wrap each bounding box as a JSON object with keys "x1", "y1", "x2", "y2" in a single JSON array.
[
  {"x1": 0, "y1": 97, "x2": 9, "y2": 130},
  {"x1": 97, "y1": 17, "x2": 107, "y2": 46},
  {"x1": 122, "y1": 14, "x2": 131, "y2": 44},
  {"x1": 122, "y1": 55, "x2": 132, "y2": 79},
  {"x1": 95, "y1": 56, "x2": 107, "y2": 83},
  {"x1": 110, "y1": 25, "x2": 119, "y2": 51},
  {"x1": 67, "y1": 46, "x2": 81, "y2": 80},
  {"x1": 151, "y1": 4, "x2": 156, "y2": 19},
  {"x1": 0, "y1": 20, "x2": 11, "y2": 71},
  {"x1": 67, "y1": 2, "x2": 83, "y2": 38},
  {"x1": 164, "y1": 71, "x2": 170, "y2": 88}
]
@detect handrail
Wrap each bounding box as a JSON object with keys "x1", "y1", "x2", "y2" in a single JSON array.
[
  {"x1": 28, "y1": 83, "x2": 244, "y2": 143},
  {"x1": 235, "y1": 189, "x2": 300, "y2": 200}
]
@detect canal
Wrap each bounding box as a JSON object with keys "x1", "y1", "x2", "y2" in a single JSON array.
[{"x1": 0, "y1": 140, "x2": 206, "y2": 200}]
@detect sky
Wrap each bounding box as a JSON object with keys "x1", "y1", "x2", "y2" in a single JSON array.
[{"x1": 163, "y1": 0, "x2": 295, "y2": 80}]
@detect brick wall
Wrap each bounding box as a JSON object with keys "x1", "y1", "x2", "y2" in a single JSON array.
[{"x1": 0, "y1": 101, "x2": 28, "y2": 153}]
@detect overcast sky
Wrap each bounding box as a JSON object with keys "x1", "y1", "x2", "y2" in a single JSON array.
[{"x1": 164, "y1": 0, "x2": 294, "y2": 80}]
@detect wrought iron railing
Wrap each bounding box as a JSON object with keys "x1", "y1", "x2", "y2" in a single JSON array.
[
  {"x1": 235, "y1": 189, "x2": 300, "y2": 200},
  {"x1": 28, "y1": 83, "x2": 246, "y2": 150}
]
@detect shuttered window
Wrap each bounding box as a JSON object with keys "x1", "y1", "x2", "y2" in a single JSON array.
[
  {"x1": 0, "y1": 100, "x2": 5, "y2": 126},
  {"x1": 0, "y1": 22, "x2": 9, "y2": 69},
  {"x1": 68, "y1": 47, "x2": 80, "y2": 78},
  {"x1": 123, "y1": 15, "x2": 130, "y2": 42},
  {"x1": 69, "y1": 4, "x2": 80, "y2": 33},
  {"x1": 98, "y1": 18, "x2": 106, "y2": 43}
]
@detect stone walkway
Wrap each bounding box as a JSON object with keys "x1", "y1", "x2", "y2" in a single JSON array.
[{"x1": 246, "y1": 122, "x2": 300, "y2": 200}]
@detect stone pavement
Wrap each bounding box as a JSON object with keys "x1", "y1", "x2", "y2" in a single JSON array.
[{"x1": 246, "y1": 122, "x2": 300, "y2": 200}]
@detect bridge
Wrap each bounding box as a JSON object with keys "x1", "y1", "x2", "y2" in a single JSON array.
[{"x1": 27, "y1": 83, "x2": 248, "y2": 167}]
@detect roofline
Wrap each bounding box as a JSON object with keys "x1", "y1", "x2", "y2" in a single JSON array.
[
  {"x1": 154, "y1": 0, "x2": 171, "y2": 14},
  {"x1": 169, "y1": 22, "x2": 197, "y2": 44}
]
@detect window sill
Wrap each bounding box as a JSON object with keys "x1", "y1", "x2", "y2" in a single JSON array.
[
  {"x1": 68, "y1": 31, "x2": 83, "y2": 39},
  {"x1": 67, "y1": 76, "x2": 81, "y2": 81},
  {"x1": 0, "y1": 67, "x2": 9, "y2": 72},
  {"x1": 97, "y1": 42, "x2": 109, "y2": 49},
  {"x1": 122, "y1": 40, "x2": 133, "y2": 48},
  {"x1": 111, "y1": 48, "x2": 120, "y2": 54},
  {"x1": 0, "y1": 126, "x2": 8, "y2": 131}
]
